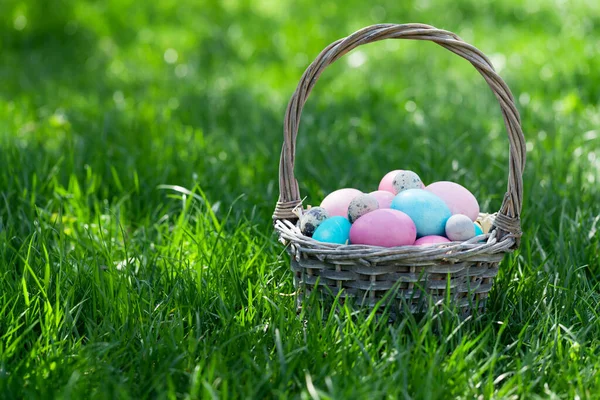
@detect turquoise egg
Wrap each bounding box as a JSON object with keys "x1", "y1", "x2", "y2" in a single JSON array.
[
  {"x1": 390, "y1": 189, "x2": 451, "y2": 237},
  {"x1": 474, "y1": 223, "x2": 483, "y2": 236},
  {"x1": 312, "y1": 216, "x2": 352, "y2": 245}
]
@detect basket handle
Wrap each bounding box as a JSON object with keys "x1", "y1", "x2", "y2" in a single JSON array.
[{"x1": 273, "y1": 23, "x2": 526, "y2": 245}]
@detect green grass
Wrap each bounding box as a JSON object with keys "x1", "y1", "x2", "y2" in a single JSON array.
[{"x1": 1, "y1": 0, "x2": 600, "y2": 398}]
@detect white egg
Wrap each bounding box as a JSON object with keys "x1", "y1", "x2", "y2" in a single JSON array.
[
  {"x1": 392, "y1": 171, "x2": 424, "y2": 194},
  {"x1": 300, "y1": 207, "x2": 329, "y2": 237},
  {"x1": 347, "y1": 194, "x2": 379, "y2": 223},
  {"x1": 445, "y1": 214, "x2": 476, "y2": 241}
]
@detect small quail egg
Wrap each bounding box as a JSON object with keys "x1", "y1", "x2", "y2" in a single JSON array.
[
  {"x1": 299, "y1": 207, "x2": 329, "y2": 237},
  {"x1": 392, "y1": 171, "x2": 424, "y2": 194},
  {"x1": 347, "y1": 194, "x2": 379, "y2": 223}
]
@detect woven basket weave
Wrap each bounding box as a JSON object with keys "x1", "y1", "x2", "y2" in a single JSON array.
[{"x1": 273, "y1": 23, "x2": 526, "y2": 315}]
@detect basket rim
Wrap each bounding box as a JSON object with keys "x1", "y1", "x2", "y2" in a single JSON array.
[{"x1": 275, "y1": 213, "x2": 515, "y2": 265}]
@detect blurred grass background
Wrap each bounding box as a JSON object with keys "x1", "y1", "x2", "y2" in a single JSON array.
[{"x1": 1, "y1": 0, "x2": 599, "y2": 398}]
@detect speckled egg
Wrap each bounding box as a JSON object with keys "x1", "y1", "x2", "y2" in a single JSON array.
[
  {"x1": 299, "y1": 207, "x2": 329, "y2": 237},
  {"x1": 425, "y1": 181, "x2": 480, "y2": 221},
  {"x1": 378, "y1": 170, "x2": 403, "y2": 193},
  {"x1": 369, "y1": 190, "x2": 395, "y2": 209},
  {"x1": 414, "y1": 235, "x2": 451, "y2": 246},
  {"x1": 320, "y1": 188, "x2": 363, "y2": 217},
  {"x1": 347, "y1": 194, "x2": 379, "y2": 223},
  {"x1": 390, "y1": 189, "x2": 451, "y2": 237},
  {"x1": 445, "y1": 214, "x2": 476, "y2": 241},
  {"x1": 392, "y1": 171, "x2": 425, "y2": 194},
  {"x1": 349, "y1": 209, "x2": 417, "y2": 247},
  {"x1": 312, "y1": 216, "x2": 352, "y2": 245}
]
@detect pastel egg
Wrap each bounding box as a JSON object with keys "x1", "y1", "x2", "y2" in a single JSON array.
[
  {"x1": 473, "y1": 222, "x2": 486, "y2": 243},
  {"x1": 319, "y1": 188, "x2": 363, "y2": 217},
  {"x1": 347, "y1": 194, "x2": 379, "y2": 223},
  {"x1": 414, "y1": 235, "x2": 451, "y2": 246},
  {"x1": 425, "y1": 181, "x2": 479, "y2": 221},
  {"x1": 445, "y1": 214, "x2": 476, "y2": 241},
  {"x1": 349, "y1": 209, "x2": 416, "y2": 247},
  {"x1": 392, "y1": 170, "x2": 425, "y2": 194},
  {"x1": 312, "y1": 216, "x2": 351, "y2": 245},
  {"x1": 299, "y1": 207, "x2": 329, "y2": 237},
  {"x1": 369, "y1": 190, "x2": 395, "y2": 208},
  {"x1": 474, "y1": 222, "x2": 483, "y2": 236},
  {"x1": 390, "y1": 189, "x2": 451, "y2": 237},
  {"x1": 378, "y1": 170, "x2": 403, "y2": 193}
]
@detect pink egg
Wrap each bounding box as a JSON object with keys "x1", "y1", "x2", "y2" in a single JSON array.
[
  {"x1": 425, "y1": 181, "x2": 480, "y2": 221},
  {"x1": 414, "y1": 235, "x2": 451, "y2": 246},
  {"x1": 369, "y1": 190, "x2": 395, "y2": 208},
  {"x1": 350, "y1": 209, "x2": 417, "y2": 247},
  {"x1": 378, "y1": 170, "x2": 403, "y2": 193},
  {"x1": 320, "y1": 188, "x2": 363, "y2": 217}
]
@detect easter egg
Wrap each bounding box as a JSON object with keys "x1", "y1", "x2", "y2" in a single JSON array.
[
  {"x1": 473, "y1": 222, "x2": 486, "y2": 243},
  {"x1": 349, "y1": 209, "x2": 416, "y2": 247},
  {"x1": 299, "y1": 207, "x2": 329, "y2": 237},
  {"x1": 474, "y1": 222, "x2": 483, "y2": 236},
  {"x1": 347, "y1": 194, "x2": 379, "y2": 223},
  {"x1": 445, "y1": 214, "x2": 476, "y2": 241},
  {"x1": 414, "y1": 235, "x2": 451, "y2": 246},
  {"x1": 369, "y1": 190, "x2": 395, "y2": 208},
  {"x1": 390, "y1": 189, "x2": 451, "y2": 237},
  {"x1": 425, "y1": 181, "x2": 479, "y2": 221},
  {"x1": 312, "y1": 216, "x2": 352, "y2": 245},
  {"x1": 378, "y1": 170, "x2": 403, "y2": 193},
  {"x1": 320, "y1": 188, "x2": 363, "y2": 217},
  {"x1": 392, "y1": 170, "x2": 425, "y2": 194}
]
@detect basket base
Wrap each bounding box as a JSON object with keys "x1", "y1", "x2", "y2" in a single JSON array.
[
  {"x1": 290, "y1": 254, "x2": 502, "y2": 319},
  {"x1": 294, "y1": 286, "x2": 489, "y2": 322}
]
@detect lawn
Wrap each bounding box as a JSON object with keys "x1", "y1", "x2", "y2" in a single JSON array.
[{"x1": 1, "y1": 0, "x2": 600, "y2": 398}]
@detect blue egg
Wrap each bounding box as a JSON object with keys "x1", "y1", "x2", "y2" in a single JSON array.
[
  {"x1": 312, "y1": 216, "x2": 352, "y2": 245},
  {"x1": 390, "y1": 189, "x2": 451, "y2": 237},
  {"x1": 474, "y1": 223, "x2": 483, "y2": 236}
]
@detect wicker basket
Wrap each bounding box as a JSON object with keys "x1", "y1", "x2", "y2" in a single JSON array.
[{"x1": 273, "y1": 24, "x2": 526, "y2": 316}]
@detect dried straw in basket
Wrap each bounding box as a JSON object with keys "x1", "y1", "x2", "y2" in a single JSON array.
[{"x1": 272, "y1": 23, "x2": 526, "y2": 315}]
